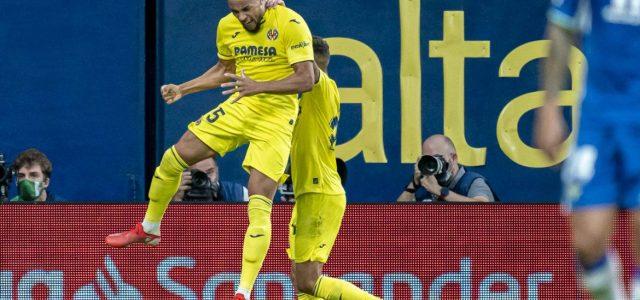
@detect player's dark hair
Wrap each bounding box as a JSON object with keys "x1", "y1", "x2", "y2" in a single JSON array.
[{"x1": 312, "y1": 35, "x2": 330, "y2": 59}]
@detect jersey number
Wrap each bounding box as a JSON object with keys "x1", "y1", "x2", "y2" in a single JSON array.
[{"x1": 206, "y1": 107, "x2": 226, "y2": 123}]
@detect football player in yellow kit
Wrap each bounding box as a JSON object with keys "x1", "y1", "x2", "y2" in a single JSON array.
[
  {"x1": 228, "y1": 34, "x2": 381, "y2": 299},
  {"x1": 288, "y1": 35, "x2": 381, "y2": 300},
  {"x1": 105, "y1": 1, "x2": 315, "y2": 299}
]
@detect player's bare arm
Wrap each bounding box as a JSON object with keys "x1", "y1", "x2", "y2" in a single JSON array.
[
  {"x1": 221, "y1": 60, "x2": 314, "y2": 102},
  {"x1": 534, "y1": 23, "x2": 576, "y2": 159},
  {"x1": 161, "y1": 59, "x2": 236, "y2": 104}
]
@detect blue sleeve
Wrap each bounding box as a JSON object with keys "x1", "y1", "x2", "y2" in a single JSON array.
[{"x1": 547, "y1": 0, "x2": 586, "y2": 31}]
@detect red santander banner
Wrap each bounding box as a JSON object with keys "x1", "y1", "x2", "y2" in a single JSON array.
[{"x1": 0, "y1": 204, "x2": 632, "y2": 299}]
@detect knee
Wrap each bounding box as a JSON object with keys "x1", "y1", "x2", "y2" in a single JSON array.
[
  {"x1": 295, "y1": 273, "x2": 319, "y2": 295},
  {"x1": 290, "y1": 270, "x2": 298, "y2": 290},
  {"x1": 573, "y1": 230, "x2": 608, "y2": 263},
  {"x1": 248, "y1": 186, "x2": 276, "y2": 200},
  {"x1": 174, "y1": 131, "x2": 216, "y2": 165},
  {"x1": 247, "y1": 223, "x2": 270, "y2": 235},
  {"x1": 247, "y1": 171, "x2": 278, "y2": 199}
]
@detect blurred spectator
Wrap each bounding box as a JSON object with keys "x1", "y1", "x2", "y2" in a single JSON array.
[
  {"x1": 396, "y1": 135, "x2": 498, "y2": 203},
  {"x1": 173, "y1": 157, "x2": 248, "y2": 202},
  {"x1": 279, "y1": 158, "x2": 347, "y2": 203},
  {"x1": 10, "y1": 148, "x2": 59, "y2": 202}
]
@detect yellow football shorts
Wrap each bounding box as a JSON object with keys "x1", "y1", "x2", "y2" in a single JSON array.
[
  {"x1": 187, "y1": 99, "x2": 296, "y2": 183},
  {"x1": 287, "y1": 193, "x2": 346, "y2": 263}
]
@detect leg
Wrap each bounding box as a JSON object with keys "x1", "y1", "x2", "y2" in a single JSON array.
[
  {"x1": 141, "y1": 101, "x2": 245, "y2": 236},
  {"x1": 294, "y1": 261, "x2": 323, "y2": 299},
  {"x1": 571, "y1": 207, "x2": 624, "y2": 300},
  {"x1": 618, "y1": 122, "x2": 640, "y2": 300},
  {"x1": 107, "y1": 103, "x2": 247, "y2": 248},
  {"x1": 143, "y1": 130, "x2": 217, "y2": 231},
  {"x1": 572, "y1": 208, "x2": 617, "y2": 264},
  {"x1": 237, "y1": 168, "x2": 279, "y2": 297},
  {"x1": 236, "y1": 114, "x2": 295, "y2": 297},
  {"x1": 105, "y1": 130, "x2": 218, "y2": 248},
  {"x1": 291, "y1": 194, "x2": 379, "y2": 300},
  {"x1": 246, "y1": 167, "x2": 279, "y2": 199},
  {"x1": 561, "y1": 125, "x2": 623, "y2": 298}
]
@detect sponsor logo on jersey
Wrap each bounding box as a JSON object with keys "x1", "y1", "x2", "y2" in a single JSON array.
[
  {"x1": 234, "y1": 45, "x2": 277, "y2": 56},
  {"x1": 290, "y1": 41, "x2": 310, "y2": 50}
]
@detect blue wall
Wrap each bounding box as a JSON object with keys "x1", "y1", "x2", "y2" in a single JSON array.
[
  {"x1": 0, "y1": 1, "x2": 146, "y2": 201},
  {"x1": 2, "y1": 1, "x2": 562, "y2": 202}
]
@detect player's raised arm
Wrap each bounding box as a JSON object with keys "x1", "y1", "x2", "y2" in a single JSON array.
[
  {"x1": 161, "y1": 59, "x2": 236, "y2": 104},
  {"x1": 221, "y1": 60, "x2": 314, "y2": 101}
]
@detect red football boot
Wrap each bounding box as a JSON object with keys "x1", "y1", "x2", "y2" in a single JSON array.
[
  {"x1": 233, "y1": 293, "x2": 247, "y2": 300},
  {"x1": 105, "y1": 223, "x2": 160, "y2": 248}
]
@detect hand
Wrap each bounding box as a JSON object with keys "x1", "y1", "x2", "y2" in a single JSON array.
[
  {"x1": 265, "y1": 0, "x2": 285, "y2": 8},
  {"x1": 221, "y1": 70, "x2": 262, "y2": 103},
  {"x1": 412, "y1": 157, "x2": 422, "y2": 185},
  {"x1": 420, "y1": 175, "x2": 442, "y2": 195},
  {"x1": 534, "y1": 102, "x2": 568, "y2": 160},
  {"x1": 173, "y1": 171, "x2": 192, "y2": 201},
  {"x1": 161, "y1": 84, "x2": 183, "y2": 104}
]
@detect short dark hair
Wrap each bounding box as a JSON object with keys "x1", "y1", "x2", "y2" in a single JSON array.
[
  {"x1": 312, "y1": 35, "x2": 330, "y2": 59},
  {"x1": 13, "y1": 148, "x2": 52, "y2": 179}
]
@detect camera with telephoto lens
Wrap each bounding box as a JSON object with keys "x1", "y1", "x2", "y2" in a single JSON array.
[
  {"x1": 0, "y1": 153, "x2": 13, "y2": 201},
  {"x1": 184, "y1": 170, "x2": 220, "y2": 201},
  {"x1": 417, "y1": 155, "x2": 449, "y2": 176}
]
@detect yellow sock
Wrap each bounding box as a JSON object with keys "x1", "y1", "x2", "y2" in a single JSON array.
[
  {"x1": 298, "y1": 293, "x2": 323, "y2": 299},
  {"x1": 239, "y1": 195, "x2": 273, "y2": 292},
  {"x1": 143, "y1": 147, "x2": 188, "y2": 223},
  {"x1": 314, "y1": 275, "x2": 380, "y2": 300}
]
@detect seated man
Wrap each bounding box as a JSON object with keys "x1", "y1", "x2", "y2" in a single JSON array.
[
  {"x1": 173, "y1": 157, "x2": 248, "y2": 202},
  {"x1": 10, "y1": 148, "x2": 60, "y2": 202},
  {"x1": 397, "y1": 135, "x2": 498, "y2": 203}
]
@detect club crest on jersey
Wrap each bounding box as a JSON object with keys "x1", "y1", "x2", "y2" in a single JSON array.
[{"x1": 267, "y1": 28, "x2": 279, "y2": 41}]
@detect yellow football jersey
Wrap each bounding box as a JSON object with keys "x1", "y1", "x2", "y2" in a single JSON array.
[
  {"x1": 216, "y1": 5, "x2": 313, "y2": 115},
  {"x1": 291, "y1": 70, "x2": 346, "y2": 197}
]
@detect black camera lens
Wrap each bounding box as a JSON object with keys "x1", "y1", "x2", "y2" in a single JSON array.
[
  {"x1": 185, "y1": 170, "x2": 217, "y2": 201},
  {"x1": 190, "y1": 170, "x2": 210, "y2": 189},
  {"x1": 418, "y1": 155, "x2": 448, "y2": 176}
]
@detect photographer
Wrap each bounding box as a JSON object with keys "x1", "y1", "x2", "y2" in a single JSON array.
[
  {"x1": 173, "y1": 157, "x2": 248, "y2": 202},
  {"x1": 9, "y1": 148, "x2": 60, "y2": 202},
  {"x1": 396, "y1": 135, "x2": 497, "y2": 203}
]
